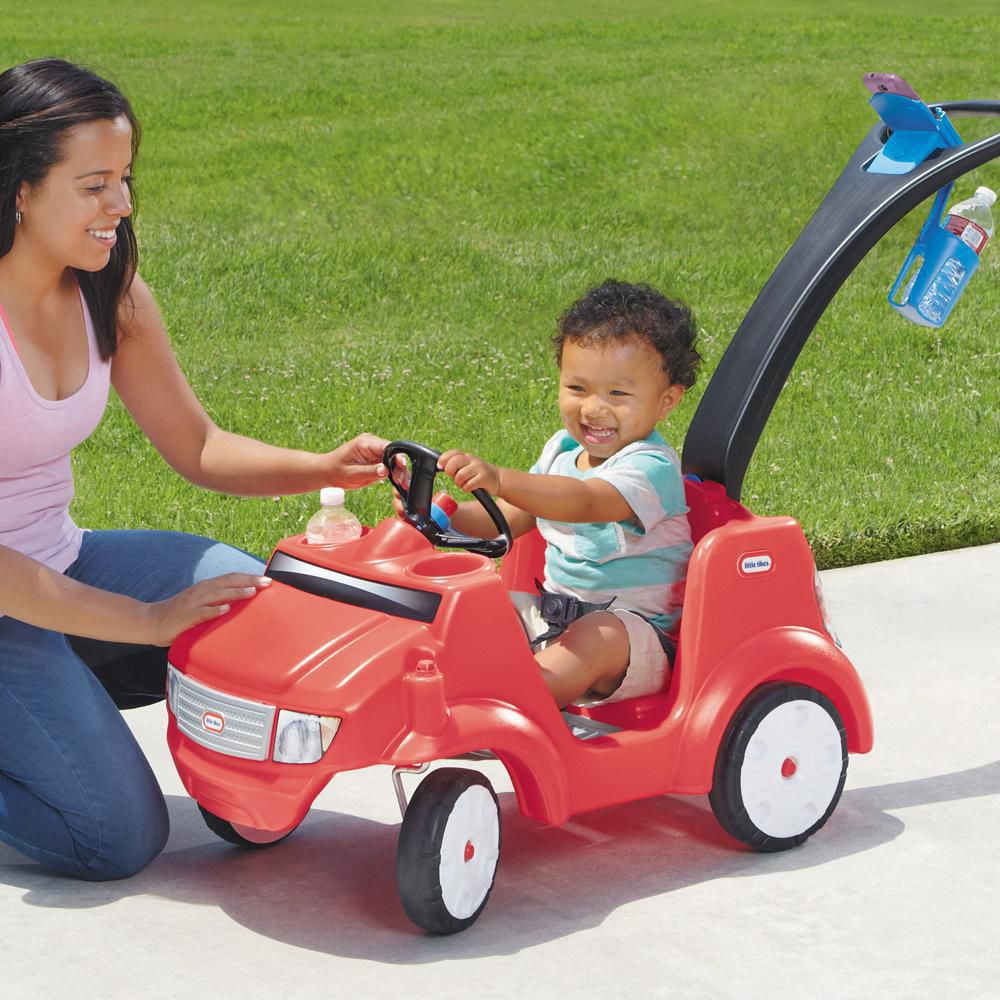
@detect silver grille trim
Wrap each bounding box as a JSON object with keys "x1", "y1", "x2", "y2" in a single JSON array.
[{"x1": 169, "y1": 666, "x2": 276, "y2": 761}]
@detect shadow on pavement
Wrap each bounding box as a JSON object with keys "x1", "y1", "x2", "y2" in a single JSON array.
[{"x1": 2, "y1": 758, "x2": 998, "y2": 962}]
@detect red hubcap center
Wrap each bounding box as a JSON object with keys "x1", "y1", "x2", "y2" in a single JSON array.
[
  {"x1": 464, "y1": 840, "x2": 476, "y2": 863},
  {"x1": 781, "y1": 757, "x2": 798, "y2": 778}
]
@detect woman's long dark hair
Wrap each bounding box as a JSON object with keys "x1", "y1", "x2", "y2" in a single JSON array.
[{"x1": 0, "y1": 58, "x2": 140, "y2": 360}]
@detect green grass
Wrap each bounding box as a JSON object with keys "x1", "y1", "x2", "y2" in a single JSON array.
[{"x1": 4, "y1": 0, "x2": 998, "y2": 566}]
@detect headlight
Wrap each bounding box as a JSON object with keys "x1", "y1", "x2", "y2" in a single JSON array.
[{"x1": 273, "y1": 711, "x2": 341, "y2": 764}]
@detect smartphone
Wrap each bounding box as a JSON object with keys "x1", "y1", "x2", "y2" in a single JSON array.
[{"x1": 863, "y1": 72, "x2": 923, "y2": 102}]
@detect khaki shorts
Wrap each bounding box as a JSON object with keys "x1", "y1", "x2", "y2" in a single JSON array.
[{"x1": 510, "y1": 592, "x2": 671, "y2": 705}]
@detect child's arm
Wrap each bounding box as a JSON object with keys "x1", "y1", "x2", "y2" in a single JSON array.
[
  {"x1": 448, "y1": 496, "x2": 537, "y2": 540},
  {"x1": 438, "y1": 450, "x2": 634, "y2": 525}
]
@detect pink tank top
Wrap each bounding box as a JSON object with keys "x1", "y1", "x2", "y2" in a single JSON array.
[{"x1": 0, "y1": 288, "x2": 111, "y2": 572}]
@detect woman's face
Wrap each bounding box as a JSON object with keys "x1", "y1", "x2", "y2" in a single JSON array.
[{"x1": 16, "y1": 115, "x2": 133, "y2": 274}]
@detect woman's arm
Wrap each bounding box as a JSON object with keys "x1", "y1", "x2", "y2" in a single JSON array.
[
  {"x1": 111, "y1": 275, "x2": 388, "y2": 496},
  {"x1": 0, "y1": 545, "x2": 269, "y2": 646},
  {"x1": 438, "y1": 450, "x2": 634, "y2": 524}
]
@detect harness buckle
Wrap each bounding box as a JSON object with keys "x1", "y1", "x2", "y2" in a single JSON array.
[{"x1": 538, "y1": 591, "x2": 583, "y2": 627}]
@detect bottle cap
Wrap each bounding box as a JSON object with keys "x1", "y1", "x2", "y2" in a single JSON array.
[
  {"x1": 975, "y1": 186, "x2": 997, "y2": 206},
  {"x1": 320, "y1": 486, "x2": 346, "y2": 506},
  {"x1": 432, "y1": 492, "x2": 458, "y2": 516}
]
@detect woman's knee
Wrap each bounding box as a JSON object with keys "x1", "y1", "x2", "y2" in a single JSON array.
[
  {"x1": 76, "y1": 794, "x2": 170, "y2": 881},
  {"x1": 70, "y1": 530, "x2": 264, "y2": 600}
]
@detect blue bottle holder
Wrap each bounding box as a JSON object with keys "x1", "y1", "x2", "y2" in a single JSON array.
[
  {"x1": 865, "y1": 92, "x2": 979, "y2": 327},
  {"x1": 888, "y1": 209, "x2": 981, "y2": 328}
]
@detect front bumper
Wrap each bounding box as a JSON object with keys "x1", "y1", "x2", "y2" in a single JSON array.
[{"x1": 166, "y1": 667, "x2": 332, "y2": 832}]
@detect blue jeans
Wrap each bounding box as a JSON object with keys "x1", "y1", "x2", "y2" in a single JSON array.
[{"x1": 0, "y1": 530, "x2": 263, "y2": 881}]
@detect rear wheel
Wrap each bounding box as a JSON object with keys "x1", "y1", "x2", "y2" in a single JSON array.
[
  {"x1": 198, "y1": 805, "x2": 297, "y2": 848},
  {"x1": 397, "y1": 768, "x2": 501, "y2": 934},
  {"x1": 709, "y1": 683, "x2": 847, "y2": 852}
]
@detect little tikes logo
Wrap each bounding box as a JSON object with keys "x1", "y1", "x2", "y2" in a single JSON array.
[
  {"x1": 739, "y1": 551, "x2": 774, "y2": 576},
  {"x1": 201, "y1": 711, "x2": 226, "y2": 734}
]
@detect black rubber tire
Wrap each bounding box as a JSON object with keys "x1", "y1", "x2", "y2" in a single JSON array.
[
  {"x1": 198, "y1": 805, "x2": 295, "y2": 848},
  {"x1": 396, "y1": 768, "x2": 501, "y2": 934},
  {"x1": 709, "y1": 682, "x2": 848, "y2": 853}
]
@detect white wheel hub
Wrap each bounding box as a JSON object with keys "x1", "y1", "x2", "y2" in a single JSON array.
[
  {"x1": 740, "y1": 699, "x2": 843, "y2": 838},
  {"x1": 438, "y1": 785, "x2": 500, "y2": 919}
]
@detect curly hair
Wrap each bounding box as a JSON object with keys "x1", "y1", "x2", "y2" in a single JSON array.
[{"x1": 553, "y1": 279, "x2": 701, "y2": 388}]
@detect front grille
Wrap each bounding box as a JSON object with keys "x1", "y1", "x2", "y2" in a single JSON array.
[{"x1": 170, "y1": 666, "x2": 276, "y2": 761}]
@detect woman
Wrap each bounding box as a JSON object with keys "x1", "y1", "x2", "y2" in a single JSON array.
[{"x1": 0, "y1": 58, "x2": 389, "y2": 880}]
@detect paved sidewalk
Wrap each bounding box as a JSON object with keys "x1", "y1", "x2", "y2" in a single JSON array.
[{"x1": 3, "y1": 544, "x2": 999, "y2": 1000}]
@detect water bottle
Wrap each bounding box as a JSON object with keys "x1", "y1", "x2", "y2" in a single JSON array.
[
  {"x1": 305, "y1": 487, "x2": 362, "y2": 544},
  {"x1": 891, "y1": 186, "x2": 995, "y2": 328},
  {"x1": 943, "y1": 186, "x2": 995, "y2": 252},
  {"x1": 429, "y1": 492, "x2": 458, "y2": 530}
]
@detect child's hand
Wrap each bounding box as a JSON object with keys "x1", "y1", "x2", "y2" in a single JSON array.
[
  {"x1": 143, "y1": 574, "x2": 271, "y2": 646},
  {"x1": 438, "y1": 450, "x2": 502, "y2": 496}
]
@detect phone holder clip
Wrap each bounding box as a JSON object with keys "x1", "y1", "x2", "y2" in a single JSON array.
[{"x1": 866, "y1": 93, "x2": 962, "y2": 175}]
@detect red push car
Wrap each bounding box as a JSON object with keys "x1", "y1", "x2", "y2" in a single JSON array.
[{"x1": 167, "y1": 439, "x2": 870, "y2": 934}]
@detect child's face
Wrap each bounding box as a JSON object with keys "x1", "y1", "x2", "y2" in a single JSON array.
[{"x1": 558, "y1": 336, "x2": 685, "y2": 467}]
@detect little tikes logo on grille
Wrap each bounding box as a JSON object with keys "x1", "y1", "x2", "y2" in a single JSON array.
[
  {"x1": 201, "y1": 711, "x2": 226, "y2": 734},
  {"x1": 739, "y1": 551, "x2": 774, "y2": 576}
]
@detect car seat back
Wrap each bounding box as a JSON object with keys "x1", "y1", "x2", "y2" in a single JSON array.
[{"x1": 683, "y1": 478, "x2": 753, "y2": 544}]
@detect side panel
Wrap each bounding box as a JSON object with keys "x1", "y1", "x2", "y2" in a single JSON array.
[
  {"x1": 660, "y1": 512, "x2": 873, "y2": 792},
  {"x1": 674, "y1": 514, "x2": 828, "y2": 699}
]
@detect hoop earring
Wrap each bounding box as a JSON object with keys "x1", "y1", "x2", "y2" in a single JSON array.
[{"x1": 14, "y1": 210, "x2": 21, "y2": 225}]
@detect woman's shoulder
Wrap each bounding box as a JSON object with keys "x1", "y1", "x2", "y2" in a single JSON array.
[
  {"x1": 122, "y1": 270, "x2": 155, "y2": 311},
  {"x1": 116, "y1": 271, "x2": 163, "y2": 339}
]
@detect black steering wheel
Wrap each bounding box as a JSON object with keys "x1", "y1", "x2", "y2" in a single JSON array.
[{"x1": 384, "y1": 441, "x2": 512, "y2": 558}]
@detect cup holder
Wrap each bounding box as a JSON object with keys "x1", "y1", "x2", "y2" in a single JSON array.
[{"x1": 409, "y1": 553, "x2": 484, "y2": 578}]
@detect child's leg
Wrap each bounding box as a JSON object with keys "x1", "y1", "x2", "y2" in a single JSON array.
[{"x1": 534, "y1": 611, "x2": 630, "y2": 708}]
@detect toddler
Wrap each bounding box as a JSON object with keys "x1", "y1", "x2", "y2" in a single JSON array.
[{"x1": 439, "y1": 279, "x2": 701, "y2": 708}]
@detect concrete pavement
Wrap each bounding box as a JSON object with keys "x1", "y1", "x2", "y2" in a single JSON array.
[{"x1": 3, "y1": 543, "x2": 999, "y2": 1000}]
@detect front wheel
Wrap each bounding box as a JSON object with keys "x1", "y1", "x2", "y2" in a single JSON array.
[
  {"x1": 709, "y1": 683, "x2": 848, "y2": 852},
  {"x1": 198, "y1": 805, "x2": 297, "y2": 848},
  {"x1": 396, "y1": 768, "x2": 501, "y2": 934}
]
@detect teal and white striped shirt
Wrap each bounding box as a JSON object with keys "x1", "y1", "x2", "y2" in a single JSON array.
[{"x1": 531, "y1": 429, "x2": 692, "y2": 633}]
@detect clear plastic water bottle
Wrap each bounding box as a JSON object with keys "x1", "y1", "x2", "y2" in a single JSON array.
[
  {"x1": 910, "y1": 186, "x2": 996, "y2": 327},
  {"x1": 429, "y1": 492, "x2": 458, "y2": 530},
  {"x1": 305, "y1": 487, "x2": 362, "y2": 544},
  {"x1": 943, "y1": 186, "x2": 996, "y2": 252}
]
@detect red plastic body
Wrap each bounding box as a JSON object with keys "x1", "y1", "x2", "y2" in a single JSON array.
[{"x1": 167, "y1": 479, "x2": 872, "y2": 833}]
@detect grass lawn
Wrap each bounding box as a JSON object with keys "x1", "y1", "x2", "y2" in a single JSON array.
[{"x1": 4, "y1": 0, "x2": 998, "y2": 566}]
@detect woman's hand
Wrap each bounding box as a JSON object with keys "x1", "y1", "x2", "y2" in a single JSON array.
[
  {"x1": 323, "y1": 433, "x2": 392, "y2": 490},
  {"x1": 438, "y1": 450, "x2": 502, "y2": 495},
  {"x1": 142, "y1": 574, "x2": 272, "y2": 646}
]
